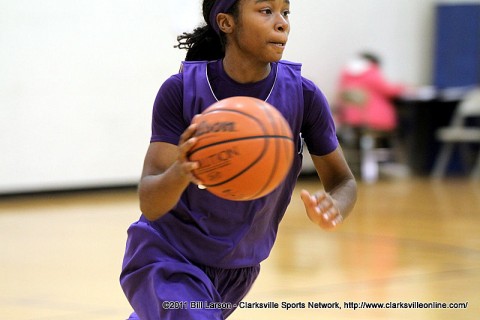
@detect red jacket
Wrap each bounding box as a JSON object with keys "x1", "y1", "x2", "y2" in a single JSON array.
[{"x1": 336, "y1": 61, "x2": 404, "y2": 131}]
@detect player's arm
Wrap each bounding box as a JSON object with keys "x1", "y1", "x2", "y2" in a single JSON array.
[
  {"x1": 300, "y1": 146, "x2": 357, "y2": 229},
  {"x1": 138, "y1": 123, "x2": 201, "y2": 221}
]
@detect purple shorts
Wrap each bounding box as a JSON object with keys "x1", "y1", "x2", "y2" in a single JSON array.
[{"x1": 120, "y1": 222, "x2": 260, "y2": 319}]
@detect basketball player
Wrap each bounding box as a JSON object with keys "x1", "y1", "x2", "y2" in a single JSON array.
[{"x1": 120, "y1": 0, "x2": 357, "y2": 319}]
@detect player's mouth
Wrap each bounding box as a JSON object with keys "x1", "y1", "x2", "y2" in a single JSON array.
[{"x1": 270, "y1": 42, "x2": 286, "y2": 47}]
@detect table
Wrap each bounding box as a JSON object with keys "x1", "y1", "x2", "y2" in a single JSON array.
[{"x1": 394, "y1": 96, "x2": 459, "y2": 175}]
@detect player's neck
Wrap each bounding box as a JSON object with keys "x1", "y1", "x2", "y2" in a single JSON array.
[{"x1": 222, "y1": 55, "x2": 271, "y2": 84}]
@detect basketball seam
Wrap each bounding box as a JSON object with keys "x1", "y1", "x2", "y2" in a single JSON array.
[
  {"x1": 198, "y1": 140, "x2": 269, "y2": 188},
  {"x1": 189, "y1": 135, "x2": 293, "y2": 154},
  {"x1": 251, "y1": 102, "x2": 284, "y2": 199}
]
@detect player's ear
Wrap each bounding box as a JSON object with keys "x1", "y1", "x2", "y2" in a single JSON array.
[{"x1": 216, "y1": 13, "x2": 234, "y2": 34}]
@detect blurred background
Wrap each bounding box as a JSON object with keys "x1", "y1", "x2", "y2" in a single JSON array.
[
  {"x1": 1, "y1": 1, "x2": 480, "y2": 319},
  {"x1": 1, "y1": 0, "x2": 479, "y2": 193}
]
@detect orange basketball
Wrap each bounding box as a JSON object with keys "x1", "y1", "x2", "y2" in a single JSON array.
[{"x1": 188, "y1": 96, "x2": 294, "y2": 201}]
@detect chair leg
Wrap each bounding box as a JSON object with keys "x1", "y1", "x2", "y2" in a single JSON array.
[
  {"x1": 471, "y1": 152, "x2": 480, "y2": 180},
  {"x1": 431, "y1": 143, "x2": 455, "y2": 178},
  {"x1": 360, "y1": 133, "x2": 379, "y2": 183}
]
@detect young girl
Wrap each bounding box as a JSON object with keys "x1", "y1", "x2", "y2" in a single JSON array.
[{"x1": 120, "y1": 0, "x2": 357, "y2": 319}]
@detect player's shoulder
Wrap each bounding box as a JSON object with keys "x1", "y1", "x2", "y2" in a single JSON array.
[
  {"x1": 165, "y1": 72, "x2": 183, "y2": 85},
  {"x1": 278, "y1": 59, "x2": 302, "y2": 68},
  {"x1": 300, "y1": 76, "x2": 326, "y2": 106},
  {"x1": 158, "y1": 72, "x2": 183, "y2": 94},
  {"x1": 301, "y1": 76, "x2": 319, "y2": 92},
  {"x1": 276, "y1": 60, "x2": 326, "y2": 106},
  {"x1": 277, "y1": 60, "x2": 319, "y2": 92},
  {"x1": 299, "y1": 76, "x2": 329, "y2": 110}
]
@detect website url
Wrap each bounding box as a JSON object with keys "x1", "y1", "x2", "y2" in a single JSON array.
[{"x1": 344, "y1": 301, "x2": 469, "y2": 310}]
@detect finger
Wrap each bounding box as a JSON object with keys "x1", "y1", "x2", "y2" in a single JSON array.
[
  {"x1": 314, "y1": 192, "x2": 328, "y2": 205},
  {"x1": 318, "y1": 196, "x2": 334, "y2": 215},
  {"x1": 178, "y1": 136, "x2": 199, "y2": 163},
  {"x1": 322, "y1": 208, "x2": 343, "y2": 228},
  {"x1": 180, "y1": 136, "x2": 197, "y2": 154},
  {"x1": 301, "y1": 190, "x2": 321, "y2": 215},
  {"x1": 178, "y1": 161, "x2": 204, "y2": 186},
  {"x1": 185, "y1": 162, "x2": 203, "y2": 185},
  {"x1": 179, "y1": 123, "x2": 198, "y2": 145},
  {"x1": 331, "y1": 213, "x2": 344, "y2": 227},
  {"x1": 300, "y1": 189, "x2": 313, "y2": 205}
]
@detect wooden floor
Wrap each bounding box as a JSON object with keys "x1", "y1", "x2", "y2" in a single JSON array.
[{"x1": 1, "y1": 177, "x2": 479, "y2": 319}]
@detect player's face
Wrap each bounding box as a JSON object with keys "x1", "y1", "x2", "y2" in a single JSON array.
[{"x1": 233, "y1": 0, "x2": 291, "y2": 63}]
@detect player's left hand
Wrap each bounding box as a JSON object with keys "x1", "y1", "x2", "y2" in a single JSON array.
[{"x1": 300, "y1": 189, "x2": 343, "y2": 229}]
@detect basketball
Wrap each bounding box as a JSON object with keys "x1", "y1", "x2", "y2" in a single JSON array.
[{"x1": 188, "y1": 96, "x2": 294, "y2": 201}]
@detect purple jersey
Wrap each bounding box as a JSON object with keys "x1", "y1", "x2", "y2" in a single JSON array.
[{"x1": 136, "y1": 60, "x2": 337, "y2": 268}]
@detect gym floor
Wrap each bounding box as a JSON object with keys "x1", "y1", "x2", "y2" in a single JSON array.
[{"x1": 1, "y1": 176, "x2": 479, "y2": 319}]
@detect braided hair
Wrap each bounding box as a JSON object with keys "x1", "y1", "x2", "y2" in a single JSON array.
[{"x1": 175, "y1": 0, "x2": 240, "y2": 61}]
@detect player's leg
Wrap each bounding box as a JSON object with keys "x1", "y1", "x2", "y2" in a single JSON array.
[
  {"x1": 120, "y1": 222, "x2": 225, "y2": 320},
  {"x1": 122, "y1": 261, "x2": 225, "y2": 319},
  {"x1": 202, "y1": 264, "x2": 261, "y2": 318}
]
